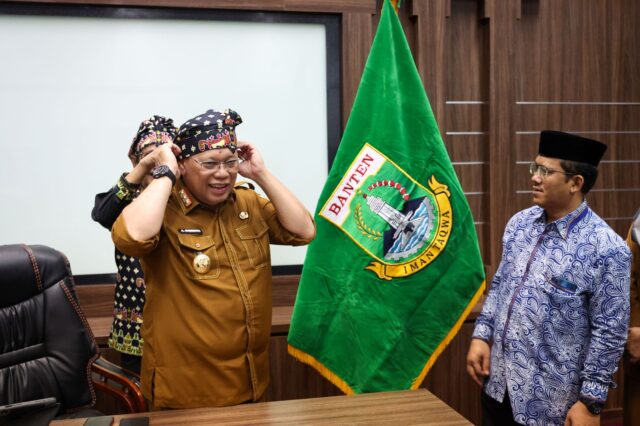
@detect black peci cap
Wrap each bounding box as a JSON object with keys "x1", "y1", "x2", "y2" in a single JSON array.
[{"x1": 538, "y1": 130, "x2": 607, "y2": 167}]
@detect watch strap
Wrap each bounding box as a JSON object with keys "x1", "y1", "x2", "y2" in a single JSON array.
[
  {"x1": 579, "y1": 397, "x2": 603, "y2": 415},
  {"x1": 152, "y1": 165, "x2": 176, "y2": 186}
]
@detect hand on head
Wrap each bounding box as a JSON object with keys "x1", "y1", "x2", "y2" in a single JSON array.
[
  {"x1": 139, "y1": 142, "x2": 181, "y2": 178},
  {"x1": 236, "y1": 141, "x2": 265, "y2": 181}
]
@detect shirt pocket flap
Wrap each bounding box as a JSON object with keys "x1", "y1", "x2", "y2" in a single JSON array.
[
  {"x1": 177, "y1": 234, "x2": 215, "y2": 251},
  {"x1": 235, "y1": 223, "x2": 269, "y2": 240}
]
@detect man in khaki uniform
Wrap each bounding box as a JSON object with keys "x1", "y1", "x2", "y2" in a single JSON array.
[{"x1": 112, "y1": 108, "x2": 315, "y2": 409}]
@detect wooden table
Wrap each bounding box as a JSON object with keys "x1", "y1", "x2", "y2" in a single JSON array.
[{"x1": 51, "y1": 389, "x2": 471, "y2": 425}]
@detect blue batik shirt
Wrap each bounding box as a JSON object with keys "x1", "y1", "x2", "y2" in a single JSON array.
[{"x1": 473, "y1": 201, "x2": 631, "y2": 425}]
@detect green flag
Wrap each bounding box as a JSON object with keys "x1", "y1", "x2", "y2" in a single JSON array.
[{"x1": 287, "y1": 0, "x2": 485, "y2": 393}]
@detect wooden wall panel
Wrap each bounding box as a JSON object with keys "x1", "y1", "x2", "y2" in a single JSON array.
[
  {"x1": 452, "y1": 164, "x2": 485, "y2": 193},
  {"x1": 517, "y1": 0, "x2": 640, "y2": 102},
  {"x1": 341, "y1": 12, "x2": 374, "y2": 126},
  {"x1": 486, "y1": 0, "x2": 518, "y2": 271},
  {"x1": 447, "y1": 0, "x2": 488, "y2": 102},
  {"x1": 515, "y1": 105, "x2": 640, "y2": 132},
  {"x1": 412, "y1": 0, "x2": 490, "y2": 268},
  {"x1": 515, "y1": 0, "x2": 640, "y2": 237},
  {"x1": 445, "y1": 104, "x2": 487, "y2": 135},
  {"x1": 265, "y1": 335, "x2": 342, "y2": 402}
]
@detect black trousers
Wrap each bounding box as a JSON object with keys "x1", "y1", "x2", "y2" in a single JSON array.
[
  {"x1": 481, "y1": 391, "x2": 521, "y2": 426},
  {"x1": 121, "y1": 353, "x2": 141, "y2": 375}
]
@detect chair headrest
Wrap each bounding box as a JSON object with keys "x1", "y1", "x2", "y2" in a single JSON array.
[{"x1": 0, "y1": 244, "x2": 72, "y2": 309}]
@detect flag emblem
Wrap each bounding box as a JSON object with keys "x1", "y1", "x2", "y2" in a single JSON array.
[
  {"x1": 288, "y1": 0, "x2": 486, "y2": 394},
  {"x1": 320, "y1": 144, "x2": 452, "y2": 280}
]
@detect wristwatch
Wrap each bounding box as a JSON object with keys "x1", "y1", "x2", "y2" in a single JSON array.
[
  {"x1": 151, "y1": 165, "x2": 176, "y2": 186},
  {"x1": 579, "y1": 397, "x2": 603, "y2": 415}
]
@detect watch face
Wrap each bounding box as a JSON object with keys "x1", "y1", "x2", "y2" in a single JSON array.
[{"x1": 153, "y1": 165, "x2": 169, "y2": 178}]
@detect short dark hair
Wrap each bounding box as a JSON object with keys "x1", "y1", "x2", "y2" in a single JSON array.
[{"x1": 560, "y1": 159, "x2": 599, "y2": 194}]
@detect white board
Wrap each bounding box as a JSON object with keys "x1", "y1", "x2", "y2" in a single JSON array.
[{"x1": 0, "y1": 12, "x2": 331, "y2": 275}]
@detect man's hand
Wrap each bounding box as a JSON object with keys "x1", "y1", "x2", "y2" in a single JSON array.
[
  {"x1": 236, "y1": 141, "x2": 265, "y2": 181},
  {"x1": 628, "y1": 327, "x2": 640, "y2": 362},
  {"x1": 152, "y1": 142, "x2": 181, "y2": 177},
  {"x1": 564, "y1": 401, "x2": 599, "y2": 426},
  {"x1": 466, "y1": 338, "x2": 491, "y2": 386},
  {"x1": 130, "y1": 142, "x2": 181, "y2": 183}
]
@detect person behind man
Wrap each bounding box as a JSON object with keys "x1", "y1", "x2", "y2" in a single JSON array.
[
  {"x1": 91, "y1": 115, "x2": 177, "y2": 374},
  {"x1": 466, "y1": 130, "x2": 631, "y2": 425},
  {"x1": 624, "y1": 210, "x2": 640, "y2": 426},
  {"x1": 111, "y1": 108, "x2": 315, "y2": 409}
]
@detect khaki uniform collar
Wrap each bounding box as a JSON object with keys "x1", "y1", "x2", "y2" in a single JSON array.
[{"x1": 173, "y1": 179, "x2": 238, "y2": 215}]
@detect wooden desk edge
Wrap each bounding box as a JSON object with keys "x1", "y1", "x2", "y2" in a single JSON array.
[{"x1": 51, "y1": 389, "x2": 471, "y2": 426}]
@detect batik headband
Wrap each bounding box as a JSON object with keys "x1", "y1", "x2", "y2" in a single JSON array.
[
  {"x1": 128, "y1": 115, "x2": 178, "y2": 159},
  {"x1": 175, "y1": 108, "x2": 242, "y2": 160}
]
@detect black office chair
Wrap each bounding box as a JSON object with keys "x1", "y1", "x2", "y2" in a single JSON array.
[{"x1": 0, "y1": 244, "x2": 145, "y2": 424}]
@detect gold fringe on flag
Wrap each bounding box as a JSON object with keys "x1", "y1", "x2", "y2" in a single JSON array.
[
  {"x1": 411, "y1": 280, "x2": 487, "y2": 388},
  {"x1": 287, "y1": 344, "x2": 355, "y2": 395}
]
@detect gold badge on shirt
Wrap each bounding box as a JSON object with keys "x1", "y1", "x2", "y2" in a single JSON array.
[{"x1": 193, "y1": 252, "x2": 211, "y2": 273}]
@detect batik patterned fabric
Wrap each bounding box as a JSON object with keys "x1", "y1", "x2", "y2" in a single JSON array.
[
  {"x1": 176, "y1": 108, "x2": 242, "y2": 159},
  {"x1": 128, "y1": 115, "x2": 177, "y2": 160},
  {"x1": 473, "y1": 201, "x2": 631, "y2": 425},
  {"x1": 108, "y1": 251, "x2": 145, "y2": 356}
]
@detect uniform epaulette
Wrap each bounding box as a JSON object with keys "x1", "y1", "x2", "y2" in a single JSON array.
[{"x1": 235, "y1": 181, "x2": 255, "y2": 191}]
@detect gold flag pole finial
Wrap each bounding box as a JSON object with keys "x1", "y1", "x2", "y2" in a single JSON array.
[{"x1": 390, "y1": 0, "x2": 402, "y2": 13}]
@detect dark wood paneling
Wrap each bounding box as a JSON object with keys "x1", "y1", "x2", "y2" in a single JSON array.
[
  {"x1": 76, "y1": 283, "x2": 115, "y2": 317},
  {"x1": 475, "y1": 223, "x2": 487, "y2": 260},
  {"x1": 515, "y1": 105, "x2": 640, "y2": 133},
  {"x1": 411, "y1": 0, "x2": 448, "y2": 130},
  {"x1": 265, "y1": 335, "x2": 342, "y2": 402},
  {"x1": 466, "y1": 193, "x2": 486, "y2": 222},
  {"x1": 447, "y1": 0, "x2": 488, "y2": 102},
  {"x1": 486, "y1": 0, "x2": 518, "y2": 273},
  {"x1": 517, "y1": 0, "x2": 640, "y2": 102},
  {"x1": 341, "y1": 12, "x2": 374, "y2": 127},
  {"x1": 453, "y1": 164, "x2": 486, "y2": 193},
  {"x1": 445, "y1": 104, "x2": 486, "y2": 134},
  {"x1": 443, "y1": 134, "x2": 486, "y2": 163},
  {"x1": 272, "y1": 275, "x2": 300, "y2": 306}
]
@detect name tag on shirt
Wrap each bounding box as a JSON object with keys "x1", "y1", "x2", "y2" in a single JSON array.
[{"x1": 179, "y1": 228, "x2": 203, "y2": 235}]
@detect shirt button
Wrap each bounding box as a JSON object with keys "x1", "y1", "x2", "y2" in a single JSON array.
[{"x1": 195, "y1": 243, "x2": 201, "y2": 248}]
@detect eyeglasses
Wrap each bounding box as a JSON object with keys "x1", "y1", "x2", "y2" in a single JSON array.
[
  {"x1": 192, "y1": 158, "x2": 242, "y2": 171},
  {"x1": 529, "y1": 162, "x2": 575, "y2": 178}
]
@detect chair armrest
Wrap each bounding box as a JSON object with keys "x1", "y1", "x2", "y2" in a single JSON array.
[{"x1": 91, "y1": 357, "x2": 147, "y2": 413}]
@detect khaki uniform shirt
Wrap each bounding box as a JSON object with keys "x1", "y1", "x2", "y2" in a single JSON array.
[{"x1": 112, "y1": 181, "x2": 313, "y2": 408}]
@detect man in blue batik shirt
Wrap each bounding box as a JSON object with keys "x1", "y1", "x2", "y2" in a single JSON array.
[{"x1": 467, "y1": 130, "x2": 631, "y2": 426}]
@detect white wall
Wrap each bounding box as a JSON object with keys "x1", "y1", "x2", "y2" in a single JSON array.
[{"x1": 0, "y1": 14, "x2": 328, "y2": 274}]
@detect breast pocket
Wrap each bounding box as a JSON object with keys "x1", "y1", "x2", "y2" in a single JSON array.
[
  {"x1": 177, "y1": 234, "x2": 220, "y2": 279},
  {"x1": 235, "y1": 221, "x2": 269, "y2": 269},
  {"x1": 539, "y1": 277, "x2": 588, "y2": 323}
]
